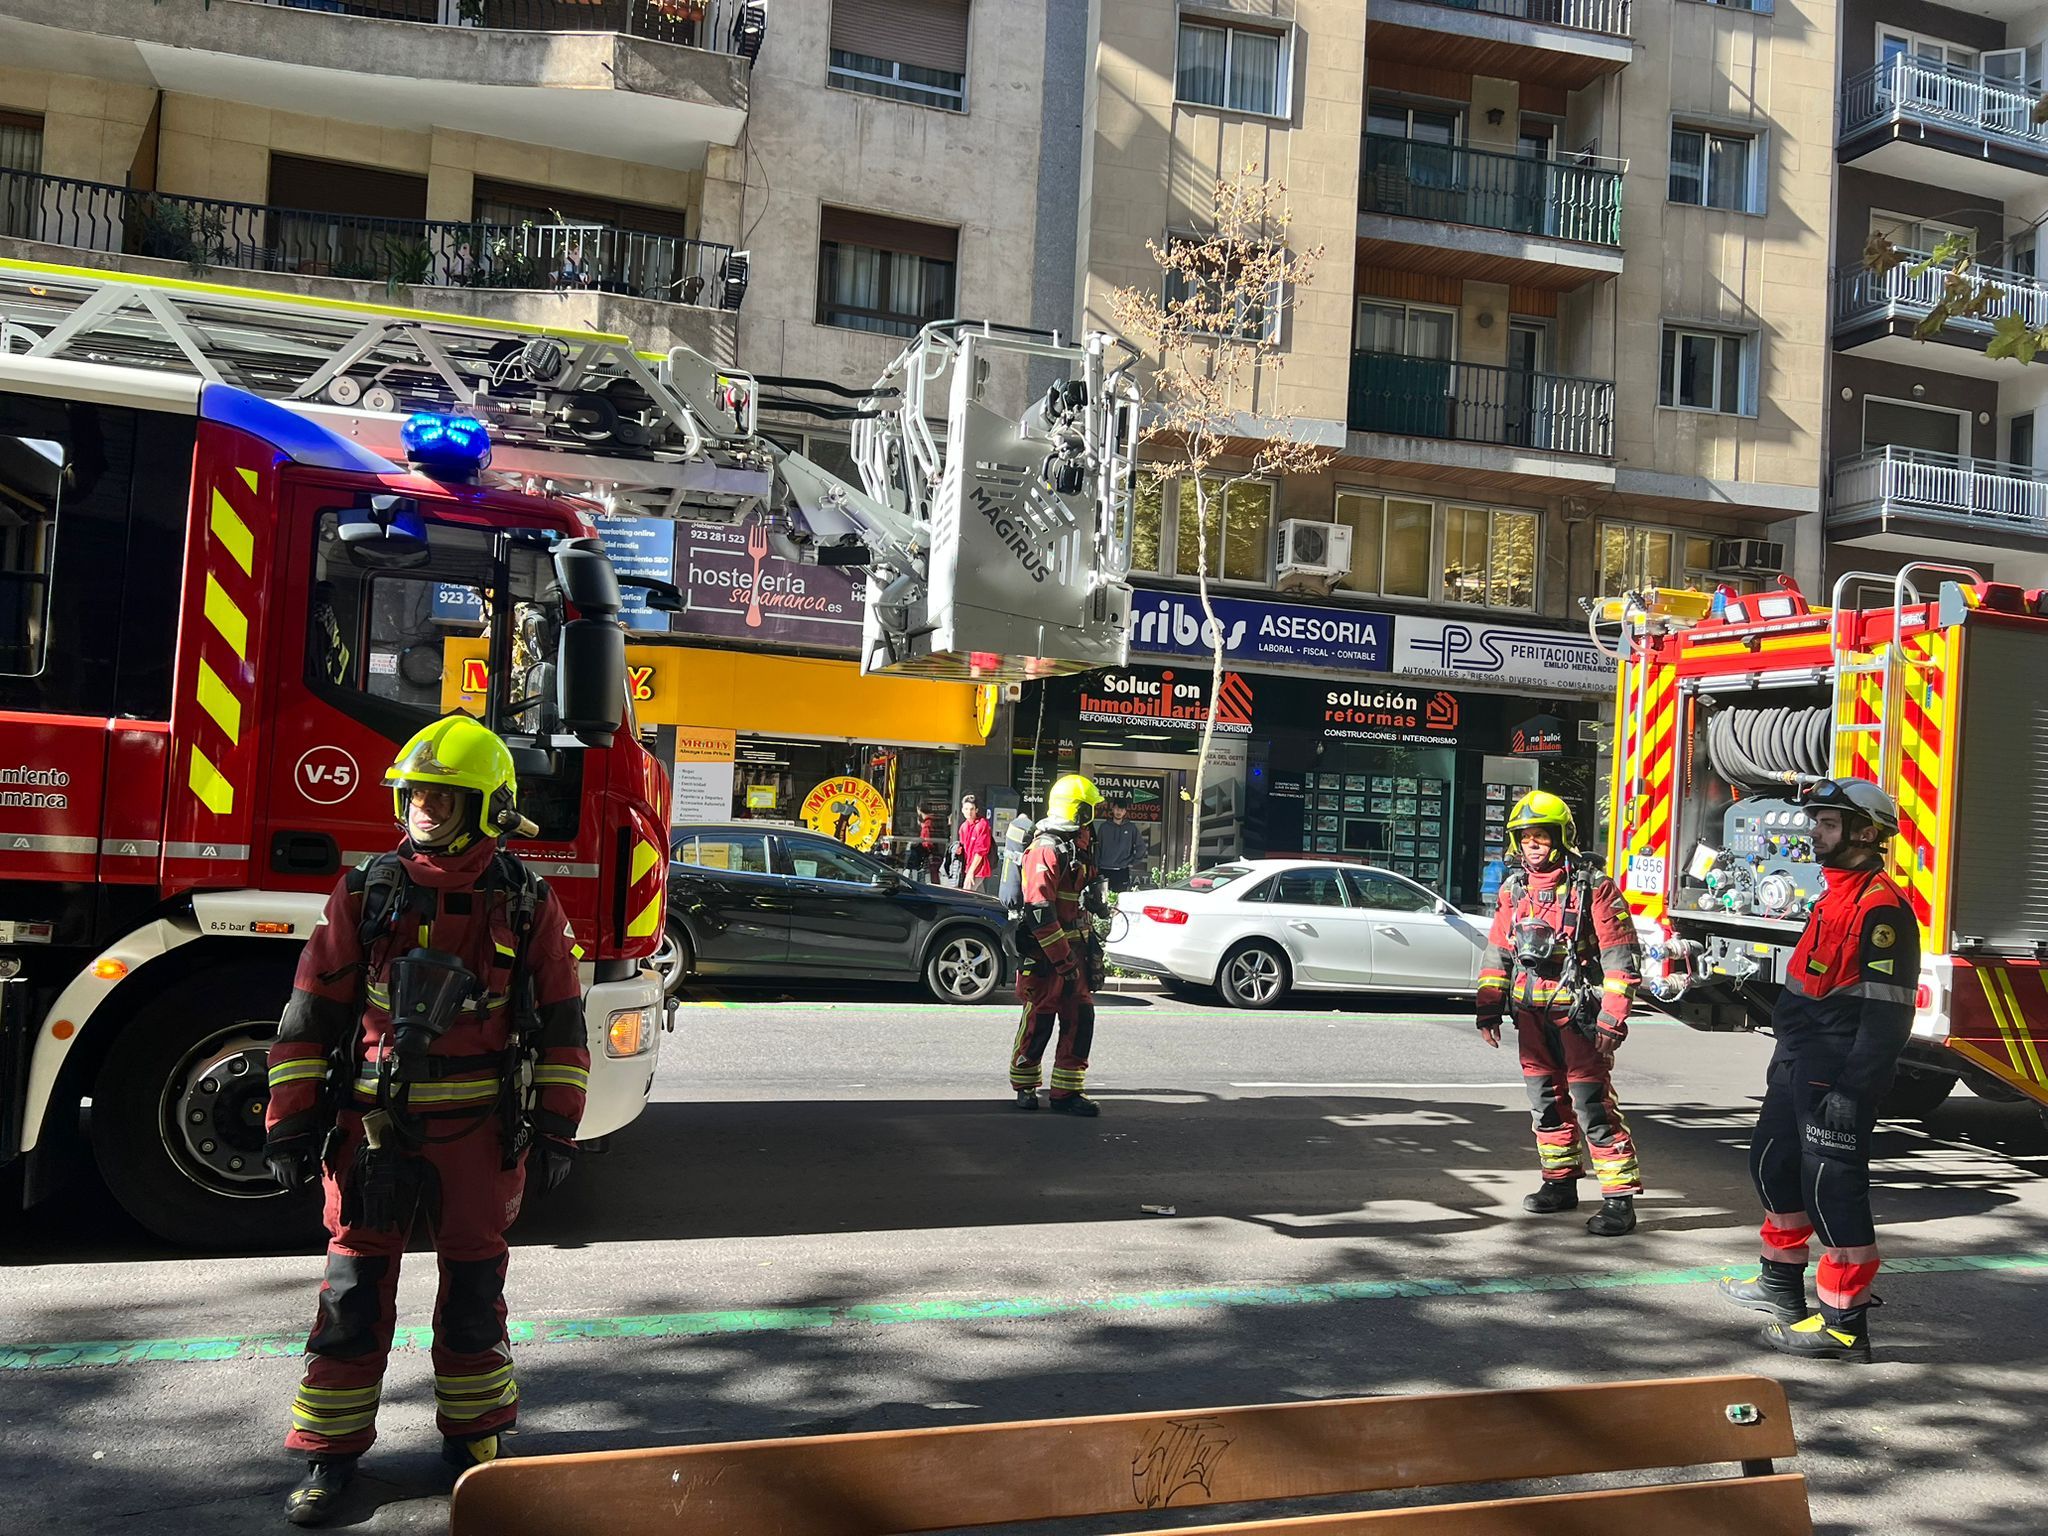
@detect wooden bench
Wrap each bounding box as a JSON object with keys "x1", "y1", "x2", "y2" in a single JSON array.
[{"x1": 449, "y1": 1373, "x2": 1809, "y2": 1535}]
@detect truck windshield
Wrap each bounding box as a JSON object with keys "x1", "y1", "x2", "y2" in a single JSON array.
[{"x1": 308, "y1": 508, "x2": 586, "y2": 835}]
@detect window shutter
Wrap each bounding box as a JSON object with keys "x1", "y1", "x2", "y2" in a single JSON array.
[
  {"x1": 472, "y1": 178, "x2": 689, "y2": 239},
  {"x1": 267, "y1": 155, "x2": 428, "y2": 221},
  {"x1": 830, "y1": 0, "x2": 970, "y2": 75},
  {"x1": 820, "y1": 207, "x2": 958, "y2": 262}
]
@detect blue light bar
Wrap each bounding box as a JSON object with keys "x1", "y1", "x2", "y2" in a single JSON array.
[{"x1": 400, "y1": 411, "x2": 491, "y2": 480}]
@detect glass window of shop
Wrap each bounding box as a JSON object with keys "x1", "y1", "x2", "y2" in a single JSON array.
[{"x1": 728, "y1": 735, "x2": 958, "y2": 870}]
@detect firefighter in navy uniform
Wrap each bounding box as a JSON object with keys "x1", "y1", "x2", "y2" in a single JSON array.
[
  {"x1": 1476, "y1": 791, "x2": 1646, "y2": 1237},
  {"x1": 1008, "y1": 774, "x2": 1109, "y2": 1116},
  {"x1": 262, "y1": 717, "x2": 589, "y2": 1525},
  {"x1": 1718, "y1": 777, "x2": 1918, "y2": 1364}
]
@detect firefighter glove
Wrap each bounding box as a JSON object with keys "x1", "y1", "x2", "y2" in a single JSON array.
[
  {"x1": 534, "y1": 1137, "x2": 576, "y2": 1195},
  {"x1": 265, "y1": 1136, "x2": 321, "y2": 1190},
  {"x1": 1817, "y1": 1090, "x2": 1860, "y2": 1135},
  {"x1": 1594, "y1": 1023, "x2": 1626, "y2": 1057},
  {"x1": 1477, "y1": 1022, "x2": 1502, "y2": 1049}
]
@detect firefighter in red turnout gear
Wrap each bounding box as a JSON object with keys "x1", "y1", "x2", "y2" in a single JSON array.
[
  {"x1": 1477, "y1": 791, "x2": 1645, "y2": 1236},
  {"x1": 1718, "y1": 777, "x2": 1918, "y2": 1364},
  {"x1": 1009, "y1": 774, "x2": 1108, "y2": 1117},
  {"x1": 263, "y1": 718, "x2": 587, "y2": 1526}
]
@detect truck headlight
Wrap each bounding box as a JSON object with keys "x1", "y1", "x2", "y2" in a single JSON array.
[{"x1": 606, "y1": 1007, "x2": 648, "y2": 1057}]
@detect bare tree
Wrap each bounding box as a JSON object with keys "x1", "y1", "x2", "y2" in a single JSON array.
[{"x1": 1109, "y1": 171, "x2": 1330, "y2": 866}]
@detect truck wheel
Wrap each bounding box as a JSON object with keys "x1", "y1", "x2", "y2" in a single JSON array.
[
  {"x1": 1877, "y1": 1066, "x2": 1957, "y2": 1123},
  {"x1": 90, "y1": 962, "x2": 323, "y2": 1251}
]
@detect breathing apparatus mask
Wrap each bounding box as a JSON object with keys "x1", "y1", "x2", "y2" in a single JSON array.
[
  {"x1": 388, "y1": 947, "x2": 477, "y2": 1076},
  {"x1": 1512, "y1": 913, "x2": 1562, "y2": 968}
]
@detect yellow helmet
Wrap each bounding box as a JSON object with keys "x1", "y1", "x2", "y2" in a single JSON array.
[
  {"x1": 1506, "y1": 789, "x2": 1576, "y2": 853},
  {"x1": 385, "y1": 716, "x2": 532, "y2": 845},
  {"x1": 1046, "y1": 773, "x2": 1104, "y2": 829}
]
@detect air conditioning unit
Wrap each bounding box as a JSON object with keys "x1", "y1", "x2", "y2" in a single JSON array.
[
  {"x1": 1276, "y1": 519, "x2": 1352, "y2": 587},
  {"x1": 1712, "y1": 538, "x2": 1785, "y2": 575}
]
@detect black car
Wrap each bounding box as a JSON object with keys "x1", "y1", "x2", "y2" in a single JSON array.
[{"x1": 656, "y1": 822, "x2": 1012, "y2": 1004}]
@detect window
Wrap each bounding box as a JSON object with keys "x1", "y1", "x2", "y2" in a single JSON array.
[
  {"x1": 0, "y1": 432, "x2": 61, "y2": 677},
  {"x1": 0, "y1": 110, "x2": 42, "y2": 241},
  {"x1": 2012, "y1": 412, "x2": 2036, "y2": 468},
  {"x1": 1355, "y1": 299, "x2": 1456, "y2": 360},
  {"x1": 1668, "y1": 125, "x2": 1757, "y2": 212},
  {"x1": 1331, "y1": 491, "x2": 1536, "y2": 610},
  {"x1": 1869, "y1": 210, "x2": 1974, "y2": 259},
  {"x1": 1343, "y1": 870, "x2": 1436, "y2": 913},
  {"x1": 1659, "y1": 326, "x2": 1752, "y2": 414},
  {"x1": 782, "y1": 837, "x2": 883, "y2": 883},
  {"x1": 2012, "y1": 232, "x2": 2036, "y2": 278},
  {"x1": 1598, "y1": 523, "x2": 1759, "y2": 597},
  {"x1": 1271, "y1": 867, "x2": 1348, "y2": 906},
  {"x1": 1162, "y1": 232, "x2": 1282, "y2": 341},
  {"x1": 828, "y1": 0, "x2": 969, "y2": 111},
  {"x1": 817, "y1": 208, "x2": 958, "y2": 337},
  {"x1": 1176, "y1": 17, "x2": 1288, "y2": 116},
  {"x1": 1128, "y1": 470, "x2": 1274, "y2": 583},
  {"x1": 673, "y1": 830, "x2": 772, "y2": 874}
]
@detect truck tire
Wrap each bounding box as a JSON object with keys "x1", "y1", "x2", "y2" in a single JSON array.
[
  {"x1": 1877, "y1": 1066, "x2": 1957, "y2": 1123},
  {"x1": 90, "y1": 961, "x2": 324, "y2": 1251}
]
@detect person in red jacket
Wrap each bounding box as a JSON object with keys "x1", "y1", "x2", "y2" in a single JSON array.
[
  {"x1": 1476, "y1": 790, "x2": 1645, "y2": 1236},
  {"x1": 954, "y1": 793, "x2": 995, "y2": 893},
  {"x1": 1718, "y1": 777, "x2": 1918, "y2": 1363},
  {"x1": 1009, "y1": 774, "x2": 1107, "y2": 1116},
  {"x1": 262, "y1": 718, "x2": 587, "y2": 1526}
]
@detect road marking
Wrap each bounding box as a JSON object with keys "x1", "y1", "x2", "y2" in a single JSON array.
[
  {"x1": 5, "y1": 1252, "x2": 2042, "y2": 1373},
  {"x1": 1229, "y1": 1082, "x2": 1525, "y2": 1090}
]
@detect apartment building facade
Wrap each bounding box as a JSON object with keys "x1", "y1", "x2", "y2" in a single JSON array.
[
  {"x1": 1827, "y1": 0, "x2": 2048, "y2": 589},
  {"x1": 1046, "y1": 0, "x2": 1835, "y2": 900}
]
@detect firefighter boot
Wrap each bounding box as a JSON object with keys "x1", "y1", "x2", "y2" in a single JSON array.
[
  {"x1": 1585, "y1": 1195, "x2": 1637, "y2": 1236},
  {"x1": 1049, "y1": 1093, "x2": 1101, "y2": 1117},
  {"x1": 1717, "y1": 1260, "x2": 1808, "y2": 1324},
  {"x1": 1761, "y1": 1309, "x2": 1872, "y2": 1364},
  {"x1": 1013, "y1": 1089, "x2": 1040, "y2": 1111},
  {"x1": 1522, "y1": 1181, "x2": 1580, "y2": 1214},
  {"x1": 284, "y1": 1456, "x2": 357, "y2": 1527},
  {"x1": 441, "y1": 1433, "x2": 503, "y2": 1480}
]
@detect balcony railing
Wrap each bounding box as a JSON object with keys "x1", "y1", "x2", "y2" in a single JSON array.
[
  {"x1": 1392, "y1": 0, "x2": 1631, "y2": 40},
  {"x1": 1833, "y1": 445, "x2": 2048, "y2": 535},
  {"x1": 251, "y1": 0, "x2": 766, "y2": 60},
  {"x1": 1347, "y1": 350, "x2": 1615, "y2": 457},
  {"x1": 0, "y1": 168, "x2": 742, "y2": 310},
  {"x1": 1841, "y1": 58, "x2": 2048, "y2": 154},
  {"x1": 1835, "y1": 252, "x2": 2048, "y2": 338},
  {"x1": 1360, "y1": 135, "x2": 1624, "y2": 248}
]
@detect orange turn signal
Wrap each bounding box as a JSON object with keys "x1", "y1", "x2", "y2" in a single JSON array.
[
  {"x1": 605, "y1": 1008, "x2": 646, "y2": 1058},
  {"x1": 92, "y1": 958, "x2": 128, "y2": 981}
]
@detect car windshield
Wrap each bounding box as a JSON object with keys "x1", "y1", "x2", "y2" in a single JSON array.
[{"x1": 1171, "y1": 864, "x2": 1258, "y2": 893}]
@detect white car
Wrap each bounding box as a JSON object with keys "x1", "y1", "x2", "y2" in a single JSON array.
[{"x1": 1108, "y1": 859, "x2": 1488, "y2": 1009}]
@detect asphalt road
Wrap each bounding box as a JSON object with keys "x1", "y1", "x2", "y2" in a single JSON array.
[{"x1": 3, "y1": 979, "x2": 2046, "y2": 1534}]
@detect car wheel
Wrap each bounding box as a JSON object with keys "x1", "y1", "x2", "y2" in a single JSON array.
[
  {"x1": 1877, "y1": 1065, "x2": 1956, "y2": 1122},
  {"x1": 1217, "y1": 941, "x2": 1289, "y2": 1009},
  {"x1": 925, "y1": 928, "x2": 1003, "y2": 1005},
  {"x1": 653, "y1": 923, "x2": 694, "y2": 998}
]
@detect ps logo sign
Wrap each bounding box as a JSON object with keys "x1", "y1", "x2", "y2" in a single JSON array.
[{"x1": 295, "y1": 745, "x2": 360, "y2": 806}]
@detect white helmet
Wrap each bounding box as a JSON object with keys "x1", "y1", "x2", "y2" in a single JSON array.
[{"x1": 1800, "y1": 777, "x2": 1899, "y2": 837}]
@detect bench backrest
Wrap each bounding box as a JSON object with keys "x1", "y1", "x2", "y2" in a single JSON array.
[{"x1": 450, "y1": 1374, "x2": 1802, "y2": 1536}]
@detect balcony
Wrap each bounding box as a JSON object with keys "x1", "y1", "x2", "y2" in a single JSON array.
[
  {"x1": 0, "y1": 169, "x2": 743, "y2": 324},
  {"x1": 1364, "y1": 0, "x2": 1631, "y2": 92},
  {"x1": 1832, "y1": 446, "x2": 2048, "y2": 555},
  {"x1": 0, "y1": 0, "x2": 753, "y2": 169},
  {"x1": 1834, "y1": 255, "x2": 2048, "y2": 379},
  {"x1": 1358, "y1": 136, "x2": 1624, "y2": 290},
  {"x1": 1343, "y1": 350, "x2": 1615, "y2": 490},
  {"x1": 1840, "y1": 59, "x2": 2048, "y2": 200}
]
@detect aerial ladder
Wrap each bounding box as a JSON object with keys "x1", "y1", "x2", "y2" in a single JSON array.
[{"x1": 0, "y1": 261, "x2": 1141, "y2": 679}]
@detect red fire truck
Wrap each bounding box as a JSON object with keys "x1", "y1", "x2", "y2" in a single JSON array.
[
  {"x1": 0, "y1": 358, "x2": 671, "y2": 1247},
  {"x1": 1601, "y1": 566, "x2": 2048, "y2": 1122}
]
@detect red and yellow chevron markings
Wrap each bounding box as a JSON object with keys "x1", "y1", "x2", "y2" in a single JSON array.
[{"x1": 187, "y1": 467, "x2": 262, "y2": 819}]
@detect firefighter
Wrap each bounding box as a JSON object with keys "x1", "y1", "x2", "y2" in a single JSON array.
[
  {"x1": 1008, "y1": 773, "x2": 1108, "y2": 1116},
  {"x1": 1718, "y1": 777, "x2": 1917, "y2": 1364},
  {"x1": 1476, "y1": 790, "x2": 1645, "y2": 1236},
  {"x1": 262, "y1": 717, "x2": 588, "y2": 1525}
]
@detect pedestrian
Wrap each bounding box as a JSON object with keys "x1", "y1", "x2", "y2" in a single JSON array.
[
  {"x1": 997, "y1": 803, "x2": 1035, "y2": 910},
  {"x1": 262, "y1": 718, "x2": 588, "y2": 1526},
  {"x1": 917, "y1": 801, "x2": 944, "y2": 883},
  {"x1": 954, "y1": 793, "x2": 995, "y2": 894},
  {"x1": 1476, "y1": 790, "x2": 1645, "y2": 1237},
  {"x1": 1717, "y1": 778, "x2": 1918, "y2": 1363},
  {"x1": 1091, "y1": 796, "x2": 1143, "y2": 893},
  {"x1": 1009, "y1": 774, "x2": 1108, "y2": 1116}
]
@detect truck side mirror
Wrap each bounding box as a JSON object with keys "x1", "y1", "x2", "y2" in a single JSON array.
[
  {"x1": 337, "y1": 495, "x2": 428, "y2": 569},
  {"x1": 553, "y1": 539, "x2": 621, "y2": 613},
  {"x1": 557, "y1": 619, "x2": 624, "y2": 745}
]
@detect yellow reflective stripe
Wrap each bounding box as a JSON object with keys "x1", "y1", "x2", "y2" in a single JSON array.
[
  {"x1": 294, "y1": 1384, "x2": 382, "y2": 1406},
  {"x1": 366, "y1": 984, "x2": 391, "y2": 1007},
  {"x1": 494, "y1": 942, "x2": 518, "y2": 960},
  {"x1": 1603, "y1": 979, "x2": 1634, "y2": 994},
  {"x1": 188, "y1": 745, "x2": 234, "y2": 816},
  {"x1": 531, "y1": 1066, "x2": 589, "y2": 1087},
  {"x1": 626, "y1": 891, "x2": 662, "y2": 939},
  {"x1": 436, "y1": 1382, "x2": 519, "y2": 1419},
  {"x1": 238, "y1": 466, "x2": 260, "y2": 495},
  {"x1": 434, "y1": 1364, "x2": 514, "y2": 1392},
  {"x1": 630, "y1": 839, "x2": 660, "y2": 884},
  {"x1": 195, "y1": 659, "x2": 243, "y2": 745},
  {"x1": 291, "y1": 1406, "x2": 379, "y2": 1434},
  {"x1": 351, "y1": 1076, "x2": 500, "y2": 1103},
  {"x1": 203, "y1": 573, "x2": 248, "y2": 660},
  {"x1": 268, "y1": 1060, "x2": 329, "y2": 1086},
  {"x1": 210, "y1": 487, "x2": 254, "y2": 576}
]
